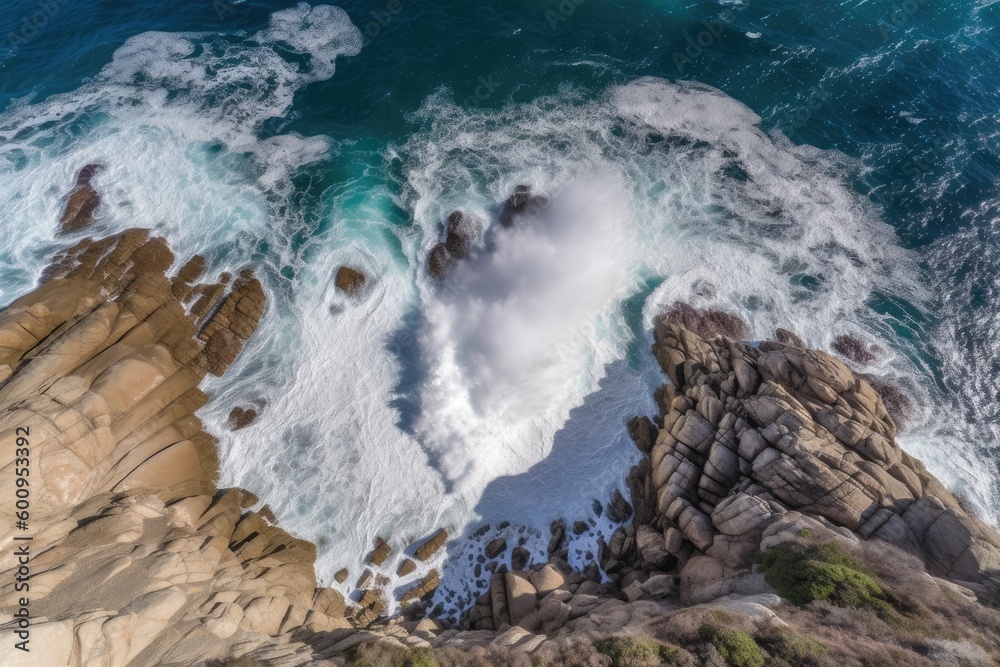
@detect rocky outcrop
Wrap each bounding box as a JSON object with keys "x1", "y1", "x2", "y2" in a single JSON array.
[
  {"x1": 426, "y1": 211, "x2": 479, "y2": 280},
  {"x1": 58, "y1": 164, "x2": 104, "y2": 234},
  {"x1": 644, "y1": 316, "x2": 1000, "y2": 603},
  {"x1": 498, "y1": 185, "x2": 548, "y2": 228},
  {"x1": 660, "y1": 302, "x2": 750, "y2": 342},
  {"x1": 0, "y1": 229, "x2": 356, "y2": 666}
]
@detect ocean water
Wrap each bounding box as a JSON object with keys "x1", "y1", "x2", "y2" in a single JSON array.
[{"x1": 1, "y1": 0, "x2": 997, "y2": 611}]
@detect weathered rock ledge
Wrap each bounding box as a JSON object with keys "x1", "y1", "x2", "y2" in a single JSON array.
[
  {"x1": 1, "y1": 180, "x2": 999, "y2": 665},
  {"x1": 645, "y1": 315, "x2": 1000, "y2": 604},
  {"x1": 0, "y1": 229, "x2": 358, "y2": 666}
]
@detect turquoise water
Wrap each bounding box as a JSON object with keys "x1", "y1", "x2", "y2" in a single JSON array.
[{"x1": 1, "y1": 0, "x2": 997, "y2": 610}]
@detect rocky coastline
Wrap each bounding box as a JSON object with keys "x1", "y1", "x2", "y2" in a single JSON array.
[{"x1": 1, "y1": 174, "x2": 999, "y2": 666}]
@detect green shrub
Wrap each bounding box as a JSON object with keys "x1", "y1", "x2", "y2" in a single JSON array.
[
  {"x1": 594, "y1": 635, "x2": 679, "y2": 666},
  {"x1": 409, "y1": 648, "x2": 438, "y2": 667},
  {"x1": 346, "y1": 642, "x2": 439, "y2": 667},
  {"x1": 760, "y1": 542, "x2": 902, "y2": 615},
  {"x1": 699, "y1": 626, "x2": 765, "y2": 667},
  {"x1": 755, "y1": 628, "x2": 825, "y2": 664}
]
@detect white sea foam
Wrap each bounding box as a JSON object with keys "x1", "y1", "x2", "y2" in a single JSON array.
[{"x1": 0, "y1": 3, "x2": 361, "y2": 296}]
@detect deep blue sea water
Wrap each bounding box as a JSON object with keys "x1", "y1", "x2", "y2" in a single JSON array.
[{"x1": 1, "y1": 0, "x2": 997, "y2": 611}]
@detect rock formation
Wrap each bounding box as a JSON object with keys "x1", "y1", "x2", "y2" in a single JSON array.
[
  {"x1": 334, "y1": 267, "x2": 366, "y2": 295},
  {"x1": 58, "y1": 164, "x2": 104, "y2": 234},
  {"x1": 645, "y1": 315, "x2": 1000, "y2": 603},
  {"x1": 227, "y1": 406, "x2": 260, "y2": 431},
  {"x1": 0, "y1": 229, "x2": 361, "y2": 666},
  {"x1": 426, "y1": 211, "x2": 478, "y2": 280},
  {"x1": 498, "y1": 185, "x2": 548, "y2": 228},
  {"x1": 831, "y1": 333, "x2": 881, "y2": 365}
]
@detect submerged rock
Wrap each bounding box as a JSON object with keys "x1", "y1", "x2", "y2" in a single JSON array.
[
  {"x1": 335, "y1": 265, "x2": 367, "y2": 294},
  {"x1": 774, "y1": 327, "x2": 804, "y2": 347},
  {"x1": 228, "y1": 405, "x2": 260, "y2": 431},
  {"x1": 861, "y1": 373, "x2": 914, "y2": 430},
  {"x1": 427, "y1": 242, "x2": 455, "y2": 279},
  {"x1": 660, "y1": 301, "x2": 750, "y2": 341},
  {"x1": 58, "y1": 163, "x2": 104, "y2": 234},
  {"x1": 499, "y1": 184, "x2": 549, "y2": 227},
  {"x1": 832, "y1": 333, "x2": 881, "y2": 364},
  {"x1": 415, "y1": 528, "x2": 449, "y2": 561}
]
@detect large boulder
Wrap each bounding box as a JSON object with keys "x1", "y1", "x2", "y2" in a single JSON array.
[
  {"x1": 499, "y1": 185, "x2": 548, "y2": 227},
  {"x1": 504, "y1": 572, "x2": 539, "y2": 626},
  {"x1": 415, "y1": 529, "x2": 449, "y2": 561}
]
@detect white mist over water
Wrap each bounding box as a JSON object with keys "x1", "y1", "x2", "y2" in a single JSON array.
[
  {"x1": 0, "y1": 1, "x2": 994, "y2": 611},
  {"x1": 416, "y1": 178, "x2": 629, "y2": 492}
]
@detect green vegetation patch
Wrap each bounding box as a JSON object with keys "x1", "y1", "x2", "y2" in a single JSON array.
[
  {"x1": 760, "y1": 542, "x2": 906, "y2": 615},
  {"x1": 699, "y1": 626, "x2": 765, "y2": 667},
  {"x1": 594, "y1": 635, "x2": 680, "y2": 666},
  {"x1": 408, "y1": 648, "x2": 437, "y2": 667},
  {"x1": 346, "y1": 643, "x2": 439, "y2": 667},
  {"x1": 756, "y1": 628, "x2": 825, "y2": 665}
]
